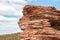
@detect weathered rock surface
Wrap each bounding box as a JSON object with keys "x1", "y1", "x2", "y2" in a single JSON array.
[{"x1": 18, "y1": 5, "x2": 60, "y2": 40}]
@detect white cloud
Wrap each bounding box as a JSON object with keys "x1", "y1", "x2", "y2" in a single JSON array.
[
  {"x1": 0, "y1": 0, "x2": 27, "y2": 34},
  {"x1": 0, "y1": 15, "x2": 20, "y2": 34},
  {"x1": 0, "y1": 4, "x2": 17, "y2": 16},
  {"x1": 0, "y1": 0, "x2": 27, "y2": 16},
  {"x1": 8, "y1": 0, "x2": 27, "y2": 4},
  {"x1": 0, "y1": 16, "x2": 17, "y2": 21},
  {"x1": 0, "y1": 4, "x2": 16, "y2": 12},
  {"x1": 0, "y1": 2, "x2": 24, "y2": 17},
  {"x1": 0, "y1": 15, "x2": 22, "y2": 34}
]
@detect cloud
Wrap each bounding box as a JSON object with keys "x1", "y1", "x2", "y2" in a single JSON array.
[
  {"x1": 0, "y1": 1, "x2": 24, "y2": 17},
  {"x1": 8, "y1": 0, "x2": 27, "y2": 4},
  {"x1": 0, "y1": 0, "x2": 27, "y2": 34},
  {"x1": 0, "y1": 4, "x2": 15, "y2": 12},
  {"x1": 0, "y1": 4, "x2": 17, "y2": 16},
  {"x1": 0, "y1": 15, "x2": 21, "y2": 34}
]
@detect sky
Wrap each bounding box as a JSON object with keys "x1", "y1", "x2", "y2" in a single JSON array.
[{"x1": 0, "y1": 0, "x2": 60, "y2": 35}]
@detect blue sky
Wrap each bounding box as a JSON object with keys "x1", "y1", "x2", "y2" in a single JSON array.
[
  {"x1": 0, "y1": 0, "x2": 60, "y2": 35},
  {"x1": 28, "y1": 0, "x2": 60, "y2": 10}
]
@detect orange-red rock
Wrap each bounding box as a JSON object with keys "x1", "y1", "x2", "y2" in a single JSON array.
[{"x1": 18, "y1": 5, "x2": 60, "y2": 40}]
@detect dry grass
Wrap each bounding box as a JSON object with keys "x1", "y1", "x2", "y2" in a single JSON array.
[{"x1": 0, "y1": 33, "x2": 20, "y2": 40}]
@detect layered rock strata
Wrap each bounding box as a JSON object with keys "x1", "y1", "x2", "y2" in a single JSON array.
[{"x1": 18, "y1": 5, "x2": 60, "y2": 40}]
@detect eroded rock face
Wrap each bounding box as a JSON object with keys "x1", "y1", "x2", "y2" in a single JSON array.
[{"x1": 18, "y1": 5, "x2": 60, "y2": 40}]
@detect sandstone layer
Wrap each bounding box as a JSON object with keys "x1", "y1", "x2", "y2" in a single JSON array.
[{"x1": 18, "y1": 5, "x2": 60, "y2": 40}]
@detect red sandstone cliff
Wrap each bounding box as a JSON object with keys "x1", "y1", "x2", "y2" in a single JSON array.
[{"x1": 18, "y1": 5, "x2": 60, "y2": 40}]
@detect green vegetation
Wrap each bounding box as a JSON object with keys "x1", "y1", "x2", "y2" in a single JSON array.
[{"x1": 0, "y1": 33, "x2": 20, "y2": 40}]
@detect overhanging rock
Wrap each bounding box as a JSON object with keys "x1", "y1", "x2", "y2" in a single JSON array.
[{"x1": 18, "y1": 5, "x2": 60, "y2": 40}]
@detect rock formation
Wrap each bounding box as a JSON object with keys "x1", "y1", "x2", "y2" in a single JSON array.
[{"x1": 18, "y1": 5, "x2": 60, "y2": 40}]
